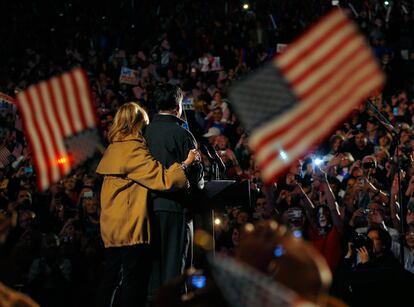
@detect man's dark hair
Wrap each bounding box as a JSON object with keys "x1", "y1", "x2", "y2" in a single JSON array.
[{"x1": 153, "y1": 84, "x2": 183, "y2": 112}]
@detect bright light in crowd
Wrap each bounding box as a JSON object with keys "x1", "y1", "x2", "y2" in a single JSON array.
[
  {"x1": 279, "y1": 150, "x2": 288, "y2": 161},
  {"x1": 313, "y1": 158, "x2": 323, "y2": 166},
  {"x1": 384, "y1": 1, "x2": 390, "y2": 6},
  {"x1": 56, "y1": 156, "x2": 69, "y2": 166},
  {"x1": 214, "y1": 218, "x2": 221, "y2": 225},
  {"x1": 331, "y1": 0, "x2": 339, "y2": 6},
  {"x1": 242, "y1": 3, "x2": 249, "y2": 10},
  {"x1": 293, "y1": 230, "x2": 302, "y2": 238},
  {"x1": 244, "y1": 223, "x2": 255, "y2": 233},
  {"x1": 273, "y1": 245, "x2": 284, "y2": 257},
  {"x1": 191, "y1": 275, "x2": 206, "y2": 289}
]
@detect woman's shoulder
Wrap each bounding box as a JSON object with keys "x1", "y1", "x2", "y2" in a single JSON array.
[
  {"x1": 110, "y1": 134, "x2": 146, "y2": 148},
  {"x1": 97, "y1": 134, "x2": 147, "y2": 175},
  {"x1": 104, "y1": 134, "x2": 146, "y2": 152}
]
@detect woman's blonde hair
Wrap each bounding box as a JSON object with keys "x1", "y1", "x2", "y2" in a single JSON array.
[{"x1": 107, "y1": 102, "x2": 149, "y2": 143}]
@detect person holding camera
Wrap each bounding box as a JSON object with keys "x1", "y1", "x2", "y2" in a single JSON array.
[
  {"x1": 349, "y1": 200, "x2": 400, "y2": 258},
  {"x1": 361, "y1": 155, "x2": 388, "y2": 189},
  {"x1": 323, "y1": 152, "x2": 354, "y2": 184},
  {"x1": 338, "y1": 227, "x2": 408, "y2": 307}
]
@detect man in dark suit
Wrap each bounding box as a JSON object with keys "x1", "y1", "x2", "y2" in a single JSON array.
[{"x1": 144, "y1": 84, "x2": 201, "y2": 300}]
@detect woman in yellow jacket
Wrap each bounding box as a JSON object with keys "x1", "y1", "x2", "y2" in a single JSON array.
[{"x1": 96, "y1": 102, "x2": 198, "y2": 307}]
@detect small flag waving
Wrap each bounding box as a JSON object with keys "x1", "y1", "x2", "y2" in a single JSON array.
[
  {"x1": 210, "y1": 255, "x2": 317, "y2": 307},
  {"x1": 16, "y1": 68, "x2": 101, "y2": 191},
  {"x1": 230, "y1": 9, "x2": 385, "y2": 183},
  {"x1": 0, "y1": 92, "x2": 17, "y2": 115},
  {"x1": 0, "y1": 92, "x2": 15, "y2": 104}
]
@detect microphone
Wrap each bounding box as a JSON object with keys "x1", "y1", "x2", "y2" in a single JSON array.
[
  {"x1": 200, "y1": 144, "x2": 213, "y2": 160},
  {"x1": 200, "y1": 141, "x2": 226, "y2": 172},
  {"x1": 210, "y1": 145, "x2": 226, "y2": 172},
  {"x1": 366, "y1": 100, "x2": 398, "y2": 134}
]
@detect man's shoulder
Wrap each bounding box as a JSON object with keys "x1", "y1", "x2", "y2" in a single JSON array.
[
  {"x1": 147, "y1": 117, "x2": 193, "y2": 137},
  {"x1": 146, "y1": 121, "x2": 188, "y2": 137},
  {"x1": 147, "y1": 115, "x2": 181, "y2": 130},
  {"x1": 150, "y1": 114, "x2": 183, "y2": 125}
]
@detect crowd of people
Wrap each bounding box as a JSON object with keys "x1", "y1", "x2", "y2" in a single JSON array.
[{"x1": 1, "y1": 0, "x2": 414, "y2": 306}]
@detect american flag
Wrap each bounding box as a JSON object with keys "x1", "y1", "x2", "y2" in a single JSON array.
[
  {"x1": 16, "y1": 68, "x2": 101, "y2": 191},
  {"x1": 0, "y1": 92, "x2": 17, "y2": 115},
  {"x1": 210, "y1": 254, "x2": 316, "y2": 307},
  {"x1": 230, "y1": 9, "x2": 385, "y2": 183},
  {"x1": 0, "y1": 92, "x2": 16, "y2": 104}
]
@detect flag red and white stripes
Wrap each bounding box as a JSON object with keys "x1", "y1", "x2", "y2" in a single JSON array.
[
  {"x1": 230, "y1": 10, "x2": 385, "y2": 183},
  {"x1": 16, "y1": 68, "x2": 97, "y2": 191}
]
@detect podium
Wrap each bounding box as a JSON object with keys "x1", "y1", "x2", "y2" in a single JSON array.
[
  {"x1": 193, "y1": 179, "x2": 251, "y2": 252},
  {"x1": 194, "y1": 179, "x2": 251, "y2": 211}
]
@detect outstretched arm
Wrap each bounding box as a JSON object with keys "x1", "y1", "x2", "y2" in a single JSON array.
[
  {"x1": 390, "y1": 174, "x2": 402, "y2": 232},
  {"x1": 298, "y1": 183, "x2": 317, "y2": 229},
  {"x1": 321, "y1": 173, "x2": 344, "y2": 234}
]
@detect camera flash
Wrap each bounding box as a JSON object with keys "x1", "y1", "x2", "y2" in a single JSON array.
[
  {"x1": 279, "y1": 150, "x2": 288, "y2": 162},
  {"x1": 313, "y1": 158, "x2": 323, "y2": 166}
]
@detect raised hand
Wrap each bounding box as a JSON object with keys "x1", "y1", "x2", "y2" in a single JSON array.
[{"x1": 357, "y1": 246, "x2": 370, "y2": 263}]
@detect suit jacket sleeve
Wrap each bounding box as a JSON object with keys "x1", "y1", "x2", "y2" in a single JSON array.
[
  {"x1": 124, "y1": 141, "x2": 188, "y2": 191},
  {"x1": 182, "y1": 129, "x2": 204, "y2": 189}
]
